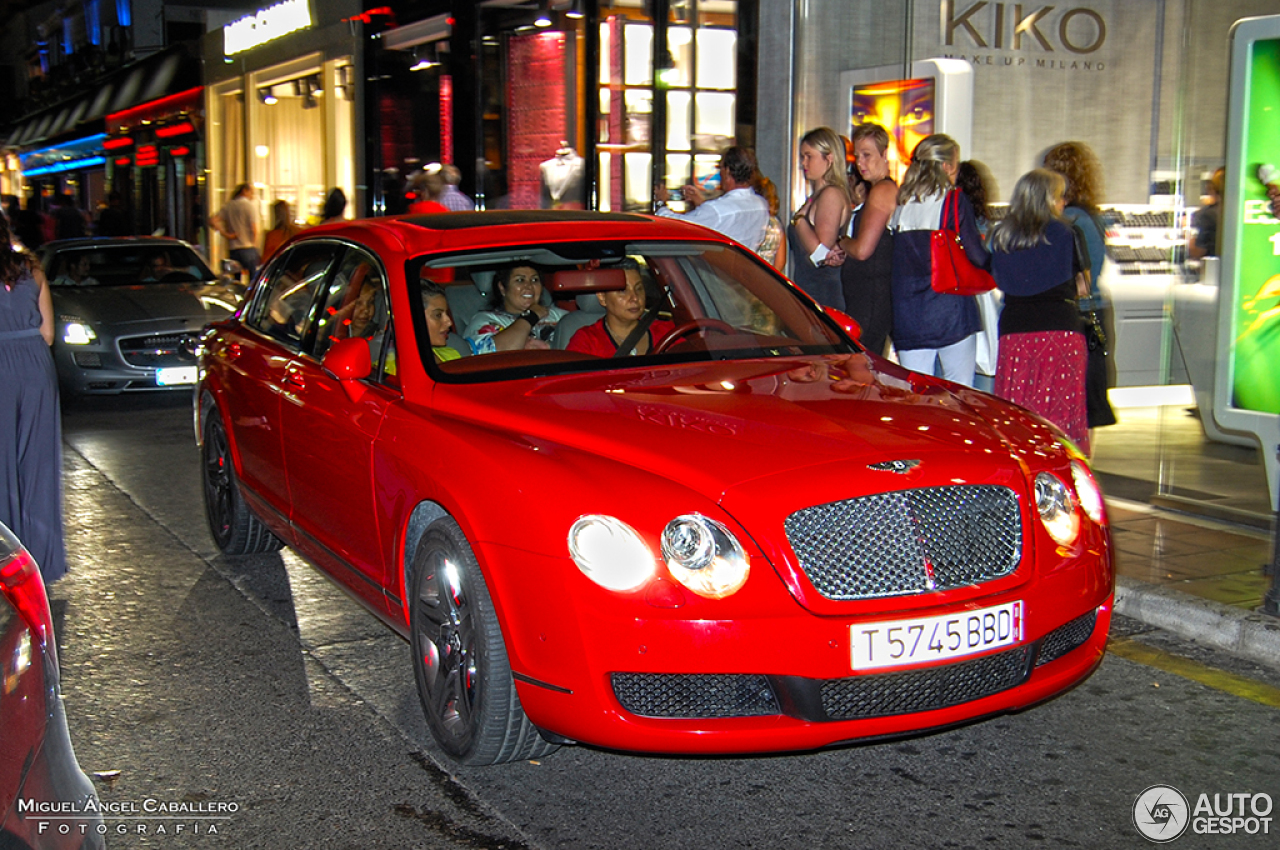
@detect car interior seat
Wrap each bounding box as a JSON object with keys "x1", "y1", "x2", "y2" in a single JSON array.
[{"x1": 551, "y1": 293, "x2": 605, "y2": 350}]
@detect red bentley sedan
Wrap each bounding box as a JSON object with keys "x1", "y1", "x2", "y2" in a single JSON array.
[{"x1": 196, "y1": 211, "x2": 1113, "y2": 765}]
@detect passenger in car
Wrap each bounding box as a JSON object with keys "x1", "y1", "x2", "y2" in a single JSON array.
[
  {"x1": 463, "y1": 264, "x2": 566, "y2": 354},
  {"x1": 566, "y1": 260, "x2": 675, "y2": 356},
  {"x1": 423, "y1": 282, "x2": 460, "y2": 362},
  {"x1": 50, "y1": 254, "x2": 99, "y2": 287}
]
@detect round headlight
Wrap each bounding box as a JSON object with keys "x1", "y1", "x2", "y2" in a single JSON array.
[
  {"x1": 661, "y1": 514, "x2": 749, "y2": 599},
  {"x1": 1034, "y1": 472, "x2": 1079, "y2": 545},
  {"x1": 568, "y1": 515, "x2": 654, "y2": 592},
  {"x1": 1070, "y1": 461, "x2": 1106, "y2": 526}
]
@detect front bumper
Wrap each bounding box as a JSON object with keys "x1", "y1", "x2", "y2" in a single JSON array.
[{"x1": 477, "y1": 540, "x2": 1114, "y2": 756}]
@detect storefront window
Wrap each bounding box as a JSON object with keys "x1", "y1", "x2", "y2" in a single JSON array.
[
  {"x1": 778, "y1": 0, "x2": 1278, "y2": 522},
  {"x1": 599, "y1": 0, "x2": 738, "y2": 212}
]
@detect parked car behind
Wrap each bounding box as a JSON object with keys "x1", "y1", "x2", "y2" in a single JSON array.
[
  {"x1": 197, "y1": 211, "x2": 1114, "y2": 766},
  {"x1": 0, "y1": 522, "x2": 103, "y2": 848},
  {"x1": 39, "y1": 237, "x2": 242, "y2": 395}
]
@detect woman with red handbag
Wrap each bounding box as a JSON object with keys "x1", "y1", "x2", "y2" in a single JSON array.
[
  {"x1": 988, "y1": 168, "x2": 1090, "y2": 453},
  {"x1": 888, "y1": 134, "x2": 990, "y2": 387}
]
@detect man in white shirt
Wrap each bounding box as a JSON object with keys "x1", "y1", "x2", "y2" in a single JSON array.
[{"x1": 654, "y1": 146, "x2": 769, "y2": 249}]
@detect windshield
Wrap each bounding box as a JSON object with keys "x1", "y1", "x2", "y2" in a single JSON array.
[
  {"x1": 45, "y1": 244, "x2": 216, "y2": 287},
  {"x1": 409, "y1": 240, "x2": 854, "y2": 381}
]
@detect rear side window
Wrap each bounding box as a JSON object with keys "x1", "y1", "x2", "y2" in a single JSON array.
[{"x1": 245, "y1": 243, "x2": 341, "y2": 348}]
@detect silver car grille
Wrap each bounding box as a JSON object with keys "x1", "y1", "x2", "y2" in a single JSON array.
[
  {"x1": 784, "y1": 485, "x2": 1022, "y2": 600},
  {"x1": 118, "y1": 333, "x2": 196, "y2": 368}
]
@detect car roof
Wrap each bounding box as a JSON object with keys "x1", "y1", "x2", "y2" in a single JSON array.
[
  {"x1": 42, "y1": 236, "x2": 198, "y2": 252},
  {"x1": 298, "y1": 210, "x2": 734, "y2": 255}
]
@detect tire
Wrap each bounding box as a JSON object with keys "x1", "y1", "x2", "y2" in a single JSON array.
[
  {"x1": 202, "y1": 406, "x2": 284, "y2": 555},
  {"x1": 409, "y1": 518, "x2": 558, "y2": 765}
]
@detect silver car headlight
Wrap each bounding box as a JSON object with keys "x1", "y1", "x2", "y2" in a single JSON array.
[
  {"x1": 59, "y1": 315, "x2": 96, "y2": 345},
  {"x1": 1034, "y1": 472, "x2": 1079, "y2": 545},
  {"x1": 661, "y1": 514, "x2": 750, "y2": 599},
  {"x1": 1070, "y1": 461, "x2": 1106, "y2": 526},
  {"x1": 568, "y1": 515, "x2": 655, "y2": 592}
]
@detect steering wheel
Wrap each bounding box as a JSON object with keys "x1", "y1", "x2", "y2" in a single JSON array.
[{"x1": 653, "y1": 318, "x2": 736, "y2": 354}]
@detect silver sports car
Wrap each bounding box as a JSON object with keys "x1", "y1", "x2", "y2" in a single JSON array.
[{"x1": 39, "y1": 237, "x2": 244, "y2": 395}]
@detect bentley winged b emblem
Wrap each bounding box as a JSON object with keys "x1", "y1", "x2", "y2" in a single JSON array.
[{"x1": 866, "y1": 459, "x2": 922, "y2": 474}]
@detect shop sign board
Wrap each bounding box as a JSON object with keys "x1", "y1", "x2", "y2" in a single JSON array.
[
  {"x1": 224, "y1": 0, "x2": 313, "y2": 57},
  {"x1": 1217, "y1": 13, "x2": 1280, "y2": 504}
]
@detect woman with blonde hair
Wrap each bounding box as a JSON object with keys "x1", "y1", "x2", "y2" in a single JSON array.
[
  {"x1": 829, "y1": 122, "x2": 897, "y2": 356},
  {"x1": 989, "y1": 168, "x2": 1089, "y2": 452},
  {"x1": 786, "y1": 126, "x2": 851, "y2": 309},
  {"x1": 888, "y1": 133, "x2": 989, "y2": 386},
  {"x1": 262, "y1": 199, "x2": 303, "y2": 261},
  {"x1": 1043, "y1": 140, "x2": 1115, "y2": 434}
]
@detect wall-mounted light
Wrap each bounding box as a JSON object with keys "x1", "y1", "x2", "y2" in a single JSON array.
[
  {"x1": 258, "y1": 87, "x2": 277, "y2": 105},
  {"x1": 309, "y1": 75, "x2": 323, "y2": 96},
  {"x1": 410, "y1": 45, "x2": 440, "y2": 71}
]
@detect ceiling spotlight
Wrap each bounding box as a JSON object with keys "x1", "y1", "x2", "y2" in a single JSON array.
[
  {"x1": 534, "y1": 3, "x2": 552, "y2": 27},
  {"x1": 302, "y1": 92, "x2": 317, "y2": 110},
  {"x1": 258, "y1": 87, "x2": 277, "y2": 105},
  {"x1": 565, "y1": 1, "x2": 584, "y2": 20},
  {"x1": 310, "y1": 75, "x2": 323, "y2": 96}
]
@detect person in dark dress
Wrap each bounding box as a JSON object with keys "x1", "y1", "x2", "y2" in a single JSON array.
[
  {"x1": 829, "y1": 123, "x2": 896, "y2": 356},
  {"x1": 0, "y1": 214, "x2": 67, "y2": 583},
  {"x1": 787, "y1": 127, "x2": 851, "y2": 310}
]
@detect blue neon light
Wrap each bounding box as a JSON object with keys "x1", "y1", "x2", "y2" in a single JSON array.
[
  {"x1": 24, "y1": 156, "x2": 107, "y2": 176},
  {"x1": 116, "y1": 0, "x2": 132, "y2": 27},
  {"x1": 19, "y1": 133, "x2": 108, "y2": 168}
]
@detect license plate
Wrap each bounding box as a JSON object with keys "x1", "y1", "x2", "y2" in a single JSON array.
[
  {"x1": 156, "y1": 366, "x2": 197, "y2": 386},
  {"x1": 850, "y1": 601, "x2": 1023, "y2": 671}
]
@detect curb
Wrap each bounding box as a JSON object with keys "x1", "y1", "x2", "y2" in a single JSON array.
[{"x1": 1115, "y1": 576, "x2": 1280, "y2": 672}]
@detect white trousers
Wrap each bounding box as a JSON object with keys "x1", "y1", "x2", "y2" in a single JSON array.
[{"x1": 897, "y1": 333, "x2": 979, "y2": 388}]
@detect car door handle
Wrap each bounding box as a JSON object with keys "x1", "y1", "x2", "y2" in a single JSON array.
[{"x1": 283, "y1": 370, "x2": 305, "y2": 389}]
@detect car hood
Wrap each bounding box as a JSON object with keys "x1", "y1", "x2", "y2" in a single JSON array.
[
  {"x1": 434, "y1": 353, "x2": 1064, "y2": 505},
  {"x1": 51, "y1": 283, "x2": 238, "y2": 327}
]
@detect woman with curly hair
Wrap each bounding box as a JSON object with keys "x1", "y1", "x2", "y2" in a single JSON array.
[
  {"x1": 1043, "y1": 141, "x2": 1116, "y2": 435},
  {"x1": 888, "y1": 133, "x2": 990, "y2": 386},
  {"x1": 0, "y1": 213, "x2": 66, "y2": 583}
]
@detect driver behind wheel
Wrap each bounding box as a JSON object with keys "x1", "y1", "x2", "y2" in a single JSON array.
[
  {"x1": 566, "y1": 259, "x2": 674, "y2": 357},
  {"x1": 142, "y1": 250, "x2": 174, "y2": 281}
]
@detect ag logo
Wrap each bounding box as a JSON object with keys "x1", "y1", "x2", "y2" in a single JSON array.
[{"x1": 1134, "y1": 785, "x2": 1190, "y2": 842}]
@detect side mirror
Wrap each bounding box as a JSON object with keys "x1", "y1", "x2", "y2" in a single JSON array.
[
  {"x1": 323, "y1": 337, "x2": 372, "y2": 401},
  {"x1": 824, "y1": 306, "x2": 863, "y2": 342}
]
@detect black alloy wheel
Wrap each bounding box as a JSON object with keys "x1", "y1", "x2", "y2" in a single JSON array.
[
  {"x1": 201, "y1": 405, "x2": 283, "y2": 555},
  {"x1": 409, "y1": 517, "x2": 558, "y2": 765}
]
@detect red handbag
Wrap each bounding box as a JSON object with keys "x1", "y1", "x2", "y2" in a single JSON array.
[{"x1": 930, "y1": 190, "x2": 996, "y2": 296}]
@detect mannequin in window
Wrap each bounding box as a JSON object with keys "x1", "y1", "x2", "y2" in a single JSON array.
[{"x1": 540, "y1": 143, "x2": 585, "y2": 210}]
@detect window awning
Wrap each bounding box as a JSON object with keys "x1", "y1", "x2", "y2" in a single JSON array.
[{"x1": 4, "y1": 45, "x2": 200, "y2": 152}]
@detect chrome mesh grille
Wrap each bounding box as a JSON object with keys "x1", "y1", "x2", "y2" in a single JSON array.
[
  {"x1": 1035, "y1": 610, "x2": 1098, "y2": 667},
  {"x1": 821, "y1": 646, "x2": 1033, "y2": 720},
  {"x1": 611, "y1": 673, "x2": 778, "y2": 718},
  {"x1": 784, "y1": 485, "x2": 1022, "y2": 600}
]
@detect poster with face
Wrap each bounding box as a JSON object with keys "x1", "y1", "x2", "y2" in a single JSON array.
[
  {"x1": 1233, "y1": 36, "x2": 1280, "y2": 415},
  {"x1": 849, "y1": 78, "x2": 935, "y2": 183}
]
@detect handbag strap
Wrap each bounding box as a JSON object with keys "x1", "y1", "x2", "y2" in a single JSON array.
[{"x1": 942, "y1": 188, "x2": 959, "y2": 233}]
